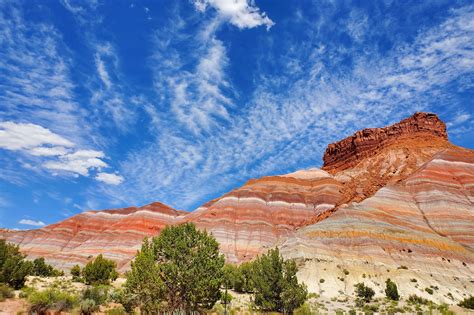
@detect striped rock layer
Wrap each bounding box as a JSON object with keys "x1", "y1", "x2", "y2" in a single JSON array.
[
  {"x1": 281, "y1": 147, "x2": 474, "y2": 301},
  {"x1": 186, "y1": 168, "x2": 344, "y2": 263},
  {"x1": 0, "y1": 202, "x2": 186, "y2": 270}
]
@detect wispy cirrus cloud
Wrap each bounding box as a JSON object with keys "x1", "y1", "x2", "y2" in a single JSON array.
[
  {"x1": 103, "y1": 3, "x2": 474, "y2": 210},
  {"x1": 90, "y1": 42, "x2": 136, "y2": 131},
  {"x1": 0, "y1": 2, "x2": 125, "y2": 186},
  {"x1": 0, "y1": 2, "x2": 90, "y2": 145},
  {"x1": 151, "y1": 16, "x2": 233, "y2": 134}
]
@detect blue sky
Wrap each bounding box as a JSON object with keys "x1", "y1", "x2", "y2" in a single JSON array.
[{"x1": 0, "y1": 0, "x2": 473, "y2": 229}]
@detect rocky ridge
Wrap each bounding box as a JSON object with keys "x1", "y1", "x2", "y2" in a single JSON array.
[{"x1": 323, "y1": 112, "x2": 448, "y2": 172}]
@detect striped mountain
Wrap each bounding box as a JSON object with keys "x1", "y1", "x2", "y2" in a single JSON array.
[{"x1": 0, "y1": 112, "x2": 472, "y2": 302}]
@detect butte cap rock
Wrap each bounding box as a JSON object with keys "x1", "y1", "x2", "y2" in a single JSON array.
[{"x1": 322, "y1": 112, "x2": 448, "y2": 172}]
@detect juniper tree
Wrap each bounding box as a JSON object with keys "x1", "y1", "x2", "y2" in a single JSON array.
[{"x1": 126, "y1": 223, "x2": 225, "y2": 313}]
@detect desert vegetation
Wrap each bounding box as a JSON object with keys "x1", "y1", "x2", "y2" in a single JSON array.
[{"x1": 1, "y1": 236, "x2": 473, "y2": 314}]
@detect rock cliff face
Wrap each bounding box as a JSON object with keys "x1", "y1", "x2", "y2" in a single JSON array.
[
  {"x1": 1, "y1": 112, "x2": 473, "y2": 301},
  {"x1": 323, "y1": 112, "x2": 448, "y2": 172}
]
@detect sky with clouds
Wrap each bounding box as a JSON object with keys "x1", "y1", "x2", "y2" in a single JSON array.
[{"x1": 0, "y1": 0, "x2": 473, "y2": 229}]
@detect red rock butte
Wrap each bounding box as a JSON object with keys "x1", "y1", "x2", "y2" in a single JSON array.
[{"x1": 322, "y1": 112, "x2": 448, "y2": 172}]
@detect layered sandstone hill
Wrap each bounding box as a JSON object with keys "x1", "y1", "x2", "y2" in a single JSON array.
[
  {"x1": 186, "y1": 168, "x2": 344, "y2": 263},
  {"x1": 0, "y1": 202, "x2": 186, "y2": 270},
  {"x1": 1, "y1": 112, "x2": 472, "y2": 300},
  {"x1": 281, "y1": 141, "x2": 474, "y2": 301}
]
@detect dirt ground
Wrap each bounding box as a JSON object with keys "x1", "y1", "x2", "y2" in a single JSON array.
[
  {"x1": 0, "y1": 276, "x2": 472, "y2": 314},
  {"x1": 0, "y1": 298, "x2": 28, "y2": 315}
]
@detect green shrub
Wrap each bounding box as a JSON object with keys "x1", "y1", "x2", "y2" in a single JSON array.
[
  {"x1": 438, "y1": 303, "x2": 455, "y2": 315},
  {"x1": 126, "y1": 223, "x2": 225, "y2": 313},
  {"x1": 31, "y1": 257, "x2": 63, "y2": 277},
  {"x1": 220, "y1": 291, "x2": 233, "y2": 304},
  {"x1": 294, "y1": 302, "x2": 312, "y2": 315},
  {"x1": 363, "y1": 304, "x2": 379, "y2": 314},
  {"x1": 82, "y1": 285, "x2": 109, "y2": 305},
  {"x1": 105, "y1": 306, "x2": 127, "y2": 315},
  {"x1": 458, "y1": 296, "x2": 474, "y2": 309},
  {"x1": 109, "y1": 288, "x2": 135, "y2": 313},
  {"x1": 385, "y1": 278, "x2": 399, "y2": 301},
  {"x1": 410, "y1": 278, "x2": 417, "y2": 282},
  {"x1": 319, "y1": 278, "x2": 325, "y2": 283},
  {"x1": 354, "y1": 282, "x2": 375, "y2": 304},
  {"x1": 79, "y1": 298, "x2": 98, "y2": 315},
  {"x1": 307, "y1": 292, "x2": 319, "y2": 299},
  {"x1": 82, "y1": 254, "x2": 118, "y2": 285},
  {"x1": 343, "y1": 269, "x2": 350, "y2": 275},
  {"x1": 70, "y1": 264, "x2": 82, "y2": 282},
  {"x1": 0, "y1": 284, "x2": 14, "y2": 301},
  {"x1": 397, "y1": 265, "x2": 408, "y2": 270},
  {"x1": 0, "y1": 239, "x2": 33, "y2": 289},
  {"x1": 18, "y1": 287, "x2": 35, "y2": 299},
  {"x1": 234, "y1": 261, "x2": 255, "y2": 293},
  {"x1": 425, "y1": 287, "x2": 434, "y2": 295},
  {"x1": 27, "y1": 288, "x2": 78, "y2": 314},
  {"x1": 252, "y1": 248, "x2": 307, "y2": 313},
  {"x1": 407, "y1": 294, "x2": 429, "y2": 305}
]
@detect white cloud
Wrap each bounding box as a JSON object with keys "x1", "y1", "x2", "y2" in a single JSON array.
[
  {"x1": 18, "y1": 219, "x2": 45, "y2": 227},
  {"x1": 152, "y1": 18, "x2": 232, "y2": 134},
  {"x1": 95, "y1": 55, "x2": 112, "y2": 89},
  {"x1": 90, "y1": 42, "x2": 136, "y2": 131},
  {"x1": 0, "y1": 121, "x2": 118, "y2": 179},
  {"x1": 29, "y1": 146, "x2": 69, "y2": 157},
  {"x1": 193, "y1": 0, "x2": 274, "y2": 30},
  {"x1": 0, "y1": 121, "x2": 74, "y2": 151},
  {"x1": 95, "y1": 172, "x2": 124, "y2": 185},
  {"x1": 447, "y1": 112, "x2": 471, "y2": 128},
  {"x1": 44, "y1": 150, "x2": 107, "y2": 176}
]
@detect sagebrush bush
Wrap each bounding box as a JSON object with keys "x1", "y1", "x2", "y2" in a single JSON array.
[
  {"x1": 105, "y1": 306, "x2": 127, "y2": 315},
  {"x1": 79, "y1": 298, "x2": 99, "y2": 315},
  {"x1": 82, "y1": 285, "x2": 109, "y2": 306},
  {"x1": 0, "y1": 284, "x2": 14, "y2": 301},
  {"x1": 27, "y1": 288, "x2": 78, "y2": 314},
  {"x1": 408, "y1": 294, "x2": 429, "y2": 305}
]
